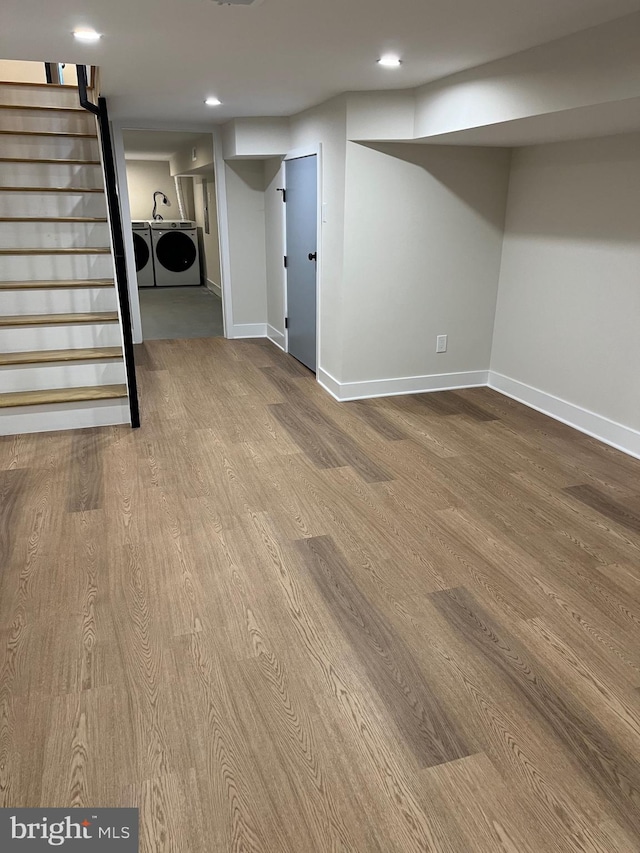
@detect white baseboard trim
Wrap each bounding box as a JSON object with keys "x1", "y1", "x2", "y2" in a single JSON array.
[
  {"x1": 488, "y1": 371, "x2": 640, "y2": 461},
  {"x1": 206, "y1": 279, "x2": 222, "y2": 298},
  {"x1": 317, "y1": 368, "x2": 489, "y2": 402},
  {"x1": 317, "y1": 369, "x2": 342, "y2": 400},
  {"x1": 0, "y1": 399, "x2": 130, "y2": 437},
  {"x1": 267, "y1": 325, "x2": 286, "y2": 351},
  {"x1": 230, "y1": 323, "x2": 267, "y2": 339}
]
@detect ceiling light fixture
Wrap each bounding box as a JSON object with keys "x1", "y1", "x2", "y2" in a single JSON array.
[
  {"x1": 204, "y1": 96, "x2": 222, "y2": 106},
  {"x1": 73, "y1": 29, "x2": 102, "y2": 42},
  {"x1": 378, "y1": 54, "x2": 402, "y2": 68}
]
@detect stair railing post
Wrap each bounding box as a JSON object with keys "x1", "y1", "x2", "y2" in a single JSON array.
[{"x1": 76, "y1": 65, "x2": 140, "y2": 428}]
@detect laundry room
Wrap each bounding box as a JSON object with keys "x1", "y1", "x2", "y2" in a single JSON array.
[{"x1": 121, "y1": 129, "x2": 222, "y2": 341}]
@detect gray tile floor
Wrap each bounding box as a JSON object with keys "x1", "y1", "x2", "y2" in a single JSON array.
[{"x1": 138, "y1": 286, "x2": 224, "y2": 340}]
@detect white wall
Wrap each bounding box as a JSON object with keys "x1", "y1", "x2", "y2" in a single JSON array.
[
  {"x1": 125, "y1": 159, "x2": 179, "y2": 221},
  {"x1": 222, "y1": 118, "x2": 290, "y2": 160},
  {"x1": 170, "y1": 134, "x2": 214, "y2": 175},
  {"x1": 346, "y1": 91, "x2": 416, "y2": 141},
  {"x1": 224, "y1": 159, "x2": 267, "y2": 333},
  {"x1": 492, "y1": 133, "x2": 640, "y2": 435},
  {"x1": 338, "y1": 142, "x2": 511, "y2": 387}
]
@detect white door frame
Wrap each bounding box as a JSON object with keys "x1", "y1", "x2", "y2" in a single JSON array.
[
  {"x1": 211, "y1": 126, "x2": 233, "y2": 339},
  {"x1": 283, "y1": 143, "x2": 322, "y2": 376},
  {"x1": 111, "y1": 120, "x2": 221, "y2": 343}
]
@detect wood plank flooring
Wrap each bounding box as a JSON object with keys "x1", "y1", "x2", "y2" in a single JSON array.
[{"x1": 1, "y1": 336, "x2": 640, "y2": 852}]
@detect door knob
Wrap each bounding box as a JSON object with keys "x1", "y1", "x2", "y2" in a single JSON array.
[{"x1": 308, "y1": 252, "x2": 317, "y2": 261}]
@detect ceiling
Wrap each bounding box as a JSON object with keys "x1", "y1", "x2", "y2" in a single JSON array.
[
  {"x1": 123, "y1": 129, "x2": 207, "y2": 160},
  {"x1": 3, "y1": 0, "x2": 640, "y2": 126}
]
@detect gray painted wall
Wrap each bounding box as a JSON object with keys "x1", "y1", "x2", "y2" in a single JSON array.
[
  {"x1": 492, "y1": 133, "x2": 640, "y2": 431},
  {"x1": 340, "y1": 142, "x2": 511, "y2": 383}
]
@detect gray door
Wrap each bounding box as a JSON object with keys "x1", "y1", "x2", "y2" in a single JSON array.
[{"x1": 286, "y1": 155, "x2": 317, "y2": 372}]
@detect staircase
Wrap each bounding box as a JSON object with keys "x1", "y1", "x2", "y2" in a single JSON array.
[{"x1": 0, "y1": 79, "x2": 130, "y2": 436}]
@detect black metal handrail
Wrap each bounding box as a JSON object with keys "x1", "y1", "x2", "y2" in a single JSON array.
[{"x1": 77, "y1": 65, "x2": 140, "y2": 428}]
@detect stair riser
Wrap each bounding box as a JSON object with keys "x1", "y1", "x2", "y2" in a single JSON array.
[
  {"x1": 0, "y1": 399, "x2": 129, "y2": 436},
  {"x1": 0, "y1": 162, "x2": 103, "y2": 188},
  {"x1": 0, "y1": 322, "x2": 123, "y2": 353},
  {"x1": 0, "y1": 191, "x2": 106, "y2": 218},
  {"x1": 0, "y1": 135, "x2": 100, "y2": 160},
  {"x1": 0, "y1": 108, "x2": 95, "y2": 134},
  {"x1": 0, "y1": 286, "x2": 117, "y2": 315},
  {"x1": 0, "y1": 85, "x2": 82, "y2": 109},
  {"x1": 0, "y1": 253, "x2": 113, "y2": 282},
  {"x1": 0, "y1": 360, "x2": 126, "y2": 393},
  {"x1": 0, "y1": 221, "x2": 111, "y2": 249}
]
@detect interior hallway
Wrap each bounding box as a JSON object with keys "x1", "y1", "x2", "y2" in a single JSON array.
[
  {"x1": 1, "y1": 336, "x2": 640, "y2": 852},
  {"x1": 138, "y1": 286, "x2": 224, "y2": 340}
]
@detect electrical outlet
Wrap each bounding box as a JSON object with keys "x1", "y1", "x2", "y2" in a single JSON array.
[{"x1": 436, "y1": 334, "x2": 448, "y2": 353}]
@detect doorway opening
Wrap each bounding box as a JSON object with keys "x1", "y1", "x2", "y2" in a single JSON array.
[{"x1": 122, "y1": 129, "x2": 223, "y2": 340}]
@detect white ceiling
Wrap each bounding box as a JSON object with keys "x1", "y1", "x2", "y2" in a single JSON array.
[
  {"x1": 3, "y1": 0, "x2": 640, "y2": 126},
  {"x1": 123, "y1": 129, "x2": 207, "y2": 160}
]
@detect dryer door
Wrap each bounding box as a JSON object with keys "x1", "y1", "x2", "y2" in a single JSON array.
[
  {"x1": 155, "y1": 231, "x2": 197, "y2": 272},
  {"x1": 133, "y1": 232, "x2": 150, "y2": 272}
]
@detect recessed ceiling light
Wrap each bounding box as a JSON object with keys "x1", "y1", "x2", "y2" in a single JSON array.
[
  {"x1": 73, "y1": 29, "x2": 102, "y2": 42},
  {"x1": 378, "y1": 54, "x2": 402, "y2": 68},
  {"x1": 204, "y1": 97, "x2": 222, "y2": 106}
]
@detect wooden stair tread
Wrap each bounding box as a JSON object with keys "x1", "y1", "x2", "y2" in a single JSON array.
[
  {"x1": 0, "y1": 129, "x2": 97, "y2": 138},
  {"x1": 0, "y1": 185, "x2": 103, "y2": 192},
  {"x1": 0, "y1": 279, "x2": 113, "y2": 290},
  {"x1": 0, "y1": 384, "x2": 127, "y2": 409},
  {"x1": 0, "y1": 157, "x2": 100, "y2": 164},
  {"x1": 0, "y1": 103, "x2": 85, "y2": 112},
  {"x1": 0, "y1": 216, "x2": 107, "y2": 223},
  {"x1": 0, "y1": 247, "x2": 110, "y2": 255},
  {"x1": 0, "y1": 347, "x2": 122, "y2": 366},
  {"x1": 0, "y1": 312, "x2": 119, "y2": 327},
  {"x1": 0, "y1": 81, "x2": 93, "y2": 90}
]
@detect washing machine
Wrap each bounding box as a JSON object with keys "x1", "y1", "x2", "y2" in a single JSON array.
[
  {"x1": 132, "y1": 221, "x2": 155, "y2": 287},
  {"x1": 150, "y1": 220, "x2": 201, "y2": 287}
]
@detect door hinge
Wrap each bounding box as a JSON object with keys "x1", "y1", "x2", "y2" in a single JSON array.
[
  {"x1": 277, "y1": 188, "x2": 286, "y2": 203},
  {"x1": 285, "y1": 317, "x2": 289, "y2": 329},
  {"x1": 283, "y1": 255, "x2": 288, "y2": 268}
]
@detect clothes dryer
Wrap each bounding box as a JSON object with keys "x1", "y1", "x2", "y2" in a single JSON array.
[
  {"x1": 150, "y1": 220, "x2": 201, "y2": 286},
  {"x1": 132, "y1": 220, "x2": 155, "y2": 287}
]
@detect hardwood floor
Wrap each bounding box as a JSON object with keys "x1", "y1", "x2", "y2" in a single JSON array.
[{"x1": 1, "y1": 336, "x2": 640, "y2": 852}]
